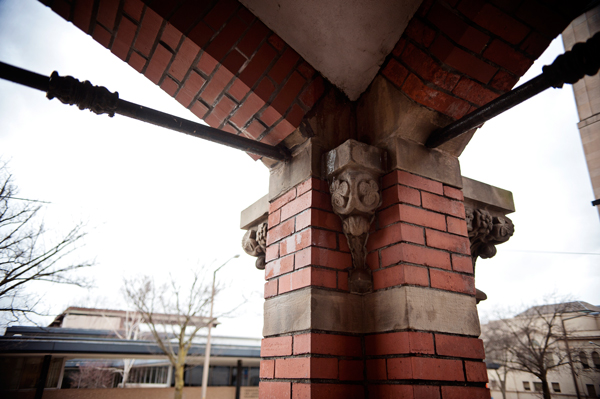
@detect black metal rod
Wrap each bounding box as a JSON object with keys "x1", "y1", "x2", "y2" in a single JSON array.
[
  {"x1": 0, "y1": 61, "x2": 291, "y2": 161},
  {"x1": 426, "y1": 32, "x2": 600, "y2": 148}
]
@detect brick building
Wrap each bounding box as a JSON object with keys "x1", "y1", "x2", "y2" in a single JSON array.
[{"x1": 24, "y1": 0, "x2": 600, "y2": 398}]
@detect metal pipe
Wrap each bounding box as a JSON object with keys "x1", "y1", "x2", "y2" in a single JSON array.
[
  {"x1": 426, "y1": 32, "x2": 600, "y2": 148},
  {"x1": 0, "y1": 61, "x2": 291, "y2": 161}
]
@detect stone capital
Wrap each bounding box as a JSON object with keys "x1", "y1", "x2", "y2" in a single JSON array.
[{"x1": 324, "y1": 139, "x2": 386, "y2": 293}]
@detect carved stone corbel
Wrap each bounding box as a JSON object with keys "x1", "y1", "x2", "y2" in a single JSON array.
[
  {"x1": 465, "y1": 207, "x2": 514, "y2": 268},
  {"x1": 325, "y1": 140, "x2": 386, "y2": 294},
  {"x1": 242, "y1": 222, "x2": 268, "y2": 270}
]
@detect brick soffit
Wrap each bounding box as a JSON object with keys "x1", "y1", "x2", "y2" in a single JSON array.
[{"x1": 41, "y1": 0, "x2": 592, "y2": 161}]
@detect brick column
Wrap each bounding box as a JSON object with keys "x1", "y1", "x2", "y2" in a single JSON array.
[{"x1": 259, "y1": 140, "x2": 489, "y2": 399}]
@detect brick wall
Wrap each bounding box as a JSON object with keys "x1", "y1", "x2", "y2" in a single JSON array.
[
  {"x1": 261, "y1": 172, "x2": 488, "y2": 398},
  {"x1": 380, "y1": 0, "x2": 588, "y2": 120},
  {"x1": 40, "y1": 0, "x2": 326, "y2": 158}
]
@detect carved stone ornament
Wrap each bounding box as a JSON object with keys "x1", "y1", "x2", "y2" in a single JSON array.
[
  {"x1": 47, "y1": 71, "x2": 119, "y2": 117},
  {"x1": 242, "y1": 222, "x2": 267, "y2": 270},
  {"x1": 325, "y1": 140, "x2": 386, "y2": 294},
  {"x1": 466, "y1": 207, "x2": 514, "y2": 268}
]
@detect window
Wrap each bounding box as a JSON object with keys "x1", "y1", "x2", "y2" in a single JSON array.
[
  {"x1": 128, "y1": 366, "x2": 169, "y2": 384},
  {"x1": 533, "y1": 382, "x2": 543, "y2": 392},
  {"x1": 586, "y1": 384, "x2": 597, "y2": 397},
  {"x1": 552, "y1": 382, "x2": 561, "y2": 393},
  {"x1": 523, "y1": 381, "x2": 531, "y2": 391},
  {"x1": 580, "y1": 351, "x2": 590, "y2": 369},
  {"x1": 592, "y1": 351, "x2": 600, "y2": 369}
]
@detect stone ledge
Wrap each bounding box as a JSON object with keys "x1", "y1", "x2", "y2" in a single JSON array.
[
  {"x1": 462, "y1": 177, "x2": 515, "y2": 215},
  {"x1": 240, "y1": 195, "x2": 269, "y2": 230},
  {"x1": 263, "y1": 286, "x2": 480, "y2": 337}
]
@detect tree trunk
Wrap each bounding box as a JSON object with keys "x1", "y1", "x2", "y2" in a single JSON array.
[
  {"x1": 174, "y1": 350, "x2": 187, "y2": 399},
  {"x1": 541, "y1": 376, "x2": 551, "y2": 399}
]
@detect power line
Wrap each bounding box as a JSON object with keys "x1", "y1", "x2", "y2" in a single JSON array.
[{"x1": 9, "y1": 197, "x2": 51, "y2": 204}]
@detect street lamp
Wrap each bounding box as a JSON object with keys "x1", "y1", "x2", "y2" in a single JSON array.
[
  {"x1": 200, "y1": 254, "x2": 239, "y2": 399},
  {"x1": 561, "y1": 311, "x2": 600, "y2": 399}
]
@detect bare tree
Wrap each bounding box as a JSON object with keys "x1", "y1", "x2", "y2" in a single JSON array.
[
  {"x1": 482, "y1": 300, "x2": 575, "y2": 399},
  {"x1": 0, "y1": 163, "x2": 92, "y2": 323},
  {"x1": 70, "y1": 362, "x2": 116, "y2": 389},
  {"x1": 123, "y1": 271, "x2": 216, "y2": 399}
]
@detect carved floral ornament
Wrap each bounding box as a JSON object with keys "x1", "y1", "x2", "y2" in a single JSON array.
[
  {"x1": 325, "y1": 140, "x2": 386, "y2": 294},
  {"x1": 242, "y1": 222, "x2": 267, "y2": 270},
  {"x1": 465, "y1": 207, "x2": 514, "y2": 266}
]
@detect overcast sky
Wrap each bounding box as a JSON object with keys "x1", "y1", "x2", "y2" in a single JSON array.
[{"x1": 0, "y1": 0, "x2": 598, "y2": 336}]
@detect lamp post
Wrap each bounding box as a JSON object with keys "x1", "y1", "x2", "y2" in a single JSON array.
[
  {"x1": 561, "y1": 311, "x2": 600, "y2": 399},
  {"x1": 200, "y1": 254, "x2": 239, "y2": 399}
]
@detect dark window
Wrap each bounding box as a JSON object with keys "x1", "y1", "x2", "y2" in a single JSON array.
[
  {"x1": 523, "y1": 381, "x2": 531, "y2": 391},
  {"x1": 592, "y1": 351, "x2": 600, "y2": 369},
  {"x1": 552, "y1": 382, "x2": 561, "y2": 393},
  {"x1": 581, "y1": 351, "x2": 590, "y2": 369},
  {"x1": 209, "y1": 366, "x2": 231, "y2": 386},
  {"x1": 129, "y1": 366, "x2": 169, "y2": 384},
  {"x1": 586, "y1": 384, "x2": 597, "y2": 397},
  {"x1": 533, "y1": 382, "x2": 543, "y2": 392}
]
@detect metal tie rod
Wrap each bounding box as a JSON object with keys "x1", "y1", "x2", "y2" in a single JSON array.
[
  {"x1": 0, "y1": 61, "x2": 291, "y2": 162},
  {"x1": 426, "y1": 32, "x2": 600, "y2": 149}
]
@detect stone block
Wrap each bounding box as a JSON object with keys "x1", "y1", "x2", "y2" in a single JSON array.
[{"x1": 461, "y1": 176, "x2": 515, "y2": 215}]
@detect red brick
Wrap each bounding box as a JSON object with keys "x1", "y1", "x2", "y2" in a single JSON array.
[
  {"x1": 260, "y1": 359, "x2": 275, "y2": 379},
  {"x1": 228, "y1": 78, "x2": 251, "y2": 102},
  {"x1": 92, "y1": 25, "x2": 112, "y2": 48},
  {"x1": 267, "y1": 218, "x2": 295, "y2": 246},
  {"x1": 275, "y1": 357, "x2": 337, "y2": 379},
  {"x1": 269, "y1": 48, "x2": 301, "y2": 84},
  {"x1": 369, "y1": 385, "x2": 414, "y2": 398},
  {"x1": 242, "y1": 119, "x2": 266, "y2": 140},
  {"x1": 483, "y1": 39, "x2": 533, "y2": 76},
  {"x1": 459, "y1": 1, "x2": 529, "y2": 44},
  {"x1": 516, "y1": 0, "x2": 567, "y2": 38},
  {"x1": 338, "y1": 271, "x2": 349, "y2": 291},
  {"x1": 452, "y1": 77, "x2": 499, "y2": 106},
  {"x1": 404, "y1": 18, "x2": 436, "y2": 47},
  {"x1": 441, "y1": 386, "x2": 490, "y2": 399},
  {"x1": 294, "y1": 246, "x2": 351, "y2": 270},
  {"x1": 97, "y1": 0, "x2": 119, "y2": 31},
  {"x1": 292, "y1": 383, "x2": 364, "y2": 399},
  {"x1": 415, "y1": 386, "x2": 441, "y2": 399},
  {"x1": 268, "y1": 209, "x2": 281, "y2": 228},
  {"x1": 388, "y1": 357, "x2": 464, "y2": 381},
  {"x1": 443, "y1": 186, "x2": 464, "y2": 201},
  {"x1": 123, "y1": 0, "x2": 143, "y2": 21},
  {"x1": 169, "y1": 38, "x2": 200, "y2": 81},
  {"x1": 278, "y1": 267, "x2": 337, "y2": 293},
  {"x1": 401, "y1": 43, "x2": 461, "y2": 91},
  {"x1": 176, "y1": 71, "x2": 206, "y2": 108},
  {"x1": 128, "y1": 52, "x2": 147, "y2": 72},
  {"x1": 447, "y1": 216, "x2": 468, "y2": 236},
  {"x1": 296, "y1": 209, "x2": 341, "y2": 232},
  {"x1": 395, "y1": 171, "x2": 443, "y2": 194},
  {"x1": 145, "y1": 45, "x2": 172, "y2": 84},
  {"x1": 237, "y1": 7, "x2": 255, "y2": 24},
  {"x1": 466, "y1": 361, "x2": 488, "y2": 382},
  {"x1": 259, "y1": 104, "x2": 282, "y2": 127},
  {"x1": 393, "y1": 204, "x2": 446, "y2": 231},
  {"x1": 297, "y1": 62, "x2": 316, "y2": 79},
  {"x1": 427, "y1": 2, "x2": 490, "y2": 53},
  {"x1": 73, "y1": 0, "x2": 94, "y2": 33},
  {"x1": 135, "y1": 8, "x2": 162, "y2": 57},
  {"x1": 160, "y1": 77, "x2": 179, "y2": 96},
  {"x1": 270, "y1": 188, "x2": 297, "y2": 212},
  {"x1": 435, "y1": 334, "x2": 485, "y2": 359},
  {"x1": 265, "y1": 244, "x2": 279, "y2": 262},
  {"x1": 422, "y1": 192, "x2": 465, "y2": 218},
  {"x1": 429, "y1": 36, "x2": 497, "y2": 83},
  {"x1": 426, "y1": 229, "x2": 470, "y2": 254},
  {"x1": 260, "y1": 381, "x2": 291, "y2": 399},
  {"x1": 272, "y1": 72, "x2": 306, "y2": 115},
  {"x1": 489, "y1": 69, "x2": 519, "y2": 92},
  {"x1": 239, "y1": 43, "x2": 278, "y2": 88},
  {"x1": 281, "y1": 192, "x2": 312, "y2": 220},
  {"x1": 520, "y1": 31, "x2": 552, "y2": 58},
  {"x1": 293, "y1": 333, "x2": 362, "y2": 357},
  {"x1": 381, "y1": 242, "x2": 451, "y2": 269},
  {"x1": 339, "y1": 360, "x2": 363, "y2": 381},
  {"x1": 238, "y1": 20, "x2": 270, "y2": 57},
  {"x1": 51, "y1": 0, "x2": 70, "y2": 21},
  {"x1": 382, "y1": 59, "x2": 409, "y2": 89},
  {"x1": 280, "y1": 228, "x2": 336, "y2": 255},
  {"x1": 265, "y1": 254, "x2": 294, "y2": 279},
  {"x1": 381, "y1": 185, "x2": 421, "y2": 208},
  {"x1": 197, "y1": 52, "x2": 218, "y2": 76},
  {"x1": 111, "y1": 17, "x2": 138, "y2": 61},
  {"x1": 452, "y1": 254, "x2": 474, "y2": 273},
  {"x1": 264, "y1": 279, "x2": 278, "y2": 298},
  {"x1": 200, "y1": 66, "x2": 235, "y2": 106},
  {"x1": 366, "y1": 331, "x2": 434, "y2": 356},
  {"x1": 262, "y1": 336, "x2": 292, "y2": 357},
  {"x1": 430, "y1": 269, "x2": 475, "y2": 294},
  {"x1": 209, "y1": 96, "x2": 238, "y2": 126},
  {"x1": 299, "y1": 77, "x2": 325, "y2": 109},
  {"x1": 366, "y1": 359, "x2": 387, "y2": 380},
  {"x1": 204, "y1": 0, "x2": 238, "y2": 30},
  {"x1": 206, "y1": 17, "x2": 247, "y2": 62},
  {"x1": 230, "y1": 92, "x2": 266, "y2": 128},
  {"x1": 170, "y1": 2, "x2": 213, "y2": 33},
  {"x1": 188, "y1": 22, "x2": 214, "y2": 49},
  {"x1": 262, "y1": 119, "x2": 296, "y2": 146},
  {"x1": 373, "y1": 264, "x2": 429, "y2": 290},
  {"x1": 403, "y1": 73, "x2": 471, "y2": 119},
  {"x1": 391, "y1": 38, "x2": 407, "y2": 57},
  {"x1": 368, "y1": 223, "x2": 424, "y2": 250},
  {"x1": 190, "y1": 101, "x2": 209, "y2": 119}
]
